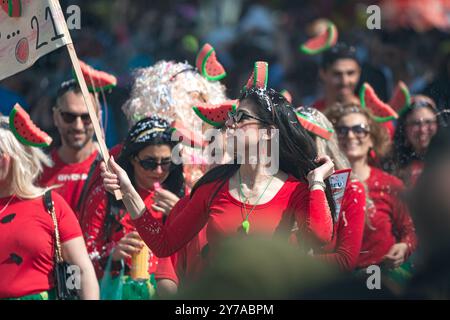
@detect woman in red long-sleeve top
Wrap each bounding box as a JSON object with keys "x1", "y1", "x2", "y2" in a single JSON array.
[
  {"x1": 295, "y1": 106, "x2": 365, "y2": 271},
  {"x1": 101, "y1": 86, "x2": 336, "y2": 263},
  {"x1": 327, "y1": 103, "x2": 417, "y2": 270}
]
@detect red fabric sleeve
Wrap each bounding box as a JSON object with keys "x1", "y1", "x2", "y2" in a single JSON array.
[
  {"x1": 300, "y1": 189, "x2": 333, "y2": 244},
  {"x1": 52, "y1": 192, "x2": 82, "y2": 243},
  {"x1": 315, "y1": 181, "x2": 366, "y2": 271},
  {"x1": 132, "y1": 183, "x2": 213, "y2": 258},
  {"x1": 390, "y1": 181, "x2": 418, "y2": 258},
  {"x1": 80, "y1": 189, "x2": 116, "y2": 278}
]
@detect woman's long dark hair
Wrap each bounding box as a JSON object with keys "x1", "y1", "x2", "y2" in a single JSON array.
[{"x1": 191, "y1": 88, "x2": 336, "y2": 223}]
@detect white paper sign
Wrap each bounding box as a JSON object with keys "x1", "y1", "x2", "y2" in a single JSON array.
[
  {"x1": 329, "y1": 168, "x2": 351, "y2": 221},
  {"x1": 0, "y1": 0, "x2": 71, "y2": 81}
]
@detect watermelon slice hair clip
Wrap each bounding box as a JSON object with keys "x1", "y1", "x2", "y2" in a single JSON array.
[
  {"x1": 389, "y1": 81, "x2": 412, "y2": 116},
  {"x1": 295, "y1": 107, "x2": 334, "y2": 141},
  {"x1": 9, "y1": 104, "x2": 52, "y2": 148},
  {"x1": 242, "y1": 61, "x2": 269, "y2": 93},
  {"x1": 195, "y1": 43, "x2": 227, "y2": 82},
  {"x1": 359, "y1": 82, "x2": 406, "y2": 123},
  {"x1": 74, "y1": 60, "x2": 118, "y2": 93},
  {"x1": 300, "y1": 20, "x2": 338, "y2": 55},
  {"x1": 192, "y1": 100, "x2": 239, "y2": 128}
]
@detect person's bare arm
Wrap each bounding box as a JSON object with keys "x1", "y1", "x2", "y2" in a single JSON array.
[{"x1": 62, "y1": 237, "x2": 99, "y2": 300}]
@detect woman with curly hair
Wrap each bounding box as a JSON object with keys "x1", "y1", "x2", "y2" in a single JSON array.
[
  {"x1": 326, "y1": 103, "x2": 417, "y2": 273},
  {"x1": 295, "y1": 106, "x2": 365, "y2": 272}
]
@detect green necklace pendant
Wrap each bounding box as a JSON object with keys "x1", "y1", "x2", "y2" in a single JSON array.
[{"x1": 242, "y1": 220, "x2": 250, "y2": 234}]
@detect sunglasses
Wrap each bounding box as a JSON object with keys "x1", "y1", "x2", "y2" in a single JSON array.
[
  {"x1": 59, "y1": 111, "x2": 92, "y2": 125},
  {"x1": 136, "y1": 156, "x2": 173, "y2": 171},
  {"x1": 227, "y1": 110, "x2": 269, "y2": 126},
  {"x1": 335, "y1": 124, "x2": 370, "y2": 138},
  {"x1": 406, "y1": 118, "x2": 437, "y2": 129}
]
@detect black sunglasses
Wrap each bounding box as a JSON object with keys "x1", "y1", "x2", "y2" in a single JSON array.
[
  {"x1": 227, "y1": 110, "x2": 269, "y2": 126},
  {"x1": 59, "y1": 111, "x2": 91, "y2": 125},
  {"x1": 335, "y1": 124, "x2": 370, "y2": 138},
  {"x1": 136, "y1": 156, "x2": 173, "y2": 171}
]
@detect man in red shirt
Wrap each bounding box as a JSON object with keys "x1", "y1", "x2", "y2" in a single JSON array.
[
  {"x1": 313, "y1": 43, "x2": 361, "y2": 112},
  {"x1": 39, "y1": 80, "x2": 100, "y2": 219}
]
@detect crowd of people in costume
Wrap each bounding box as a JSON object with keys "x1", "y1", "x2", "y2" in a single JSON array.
[{"x1": 1, "y1": 18, "x2": 450, "y2": 300}]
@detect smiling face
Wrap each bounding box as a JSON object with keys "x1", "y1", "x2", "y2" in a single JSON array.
[
  {"x1": 405, "y1": 107, "x2": 438, "y2": 155},
  {"x1": 320, "y1": 59, "x2": 361, "y2": 102},
  {"x1": 336, "y1": 113, "x2": 373, "y2": 163},
  {"x1": 53, "y1": 91, "x2": 98, "y2": 151},
  {"x1": 131, "y1": 144, "x2": 173, "y2": 190}
]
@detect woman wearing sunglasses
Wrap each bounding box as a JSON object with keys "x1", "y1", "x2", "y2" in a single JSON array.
[
  {"x1": 81, "y1": 116, "x2": 185, "y2": 299},
  {"x1": 389, "y1": 95, "x2": 441, "y2": 187},
  {"x1": 101, "y1": 86, "x2": 337, "y2": 277},
  {"x1": 326, "y1": 103, "x2": 417, "y2": 279}
]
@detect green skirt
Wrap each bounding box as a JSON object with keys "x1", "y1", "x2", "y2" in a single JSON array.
[{"x1": 2, "y1": 289, "x2": 57, "y2": 300}]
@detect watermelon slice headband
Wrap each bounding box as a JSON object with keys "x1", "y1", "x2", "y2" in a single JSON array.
[
  {"x1": 242, "y1": 61, "x2": 269, "y2": 93},
  {"x1": 195, "y1": 43, "x2": 227, "y2": 82},
  {"x1": 300, "y1": 20, "x2": 338, "y2": 55},
  {"x1": 73, "y1": 60, "x2": 118, "y2": 93},
  {"x1": 295, "y1": 107, "x2": 334, "y2": 141},
  {"x1": 8, "y1": 104, "x2": 52, "y2": 148},
  {"x1": 359, "y1": 82, "x2": 403, "y2": 123},
  {"x1": 192, "y1": 100, "x2": 239, "y2": 128}
]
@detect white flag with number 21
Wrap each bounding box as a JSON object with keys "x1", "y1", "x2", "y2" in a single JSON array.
[{"x1": 0, "y1": 0, "x2": 71, "y2": 81}]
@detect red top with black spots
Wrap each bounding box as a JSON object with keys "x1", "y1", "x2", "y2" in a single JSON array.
[
  {"x1": 0, "y1": 192, "x2": 82, "y2": 299},
  {"x1": 81, "y1": 184, "x2": 163, "y2": 279},
  {"x1": 133, "y1": 176, "x2": 333, "y2": 259},
  {"x1": 357, "y1": 167, "x2": 417, "y2": 268}
]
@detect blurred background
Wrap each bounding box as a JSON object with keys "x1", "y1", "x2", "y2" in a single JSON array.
[{"x1": 1, "y1": 0, "x2": 450, "y2": 147}]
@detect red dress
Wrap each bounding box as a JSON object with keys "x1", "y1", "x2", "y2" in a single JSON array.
[
  {"x1": 357, "y1": 167, "x2": 417, "y2": 268},
  {"x1": 39, "y1": 149, "x2": 98, "y2": 219},
  {"x1": 315, "y1": 180, "x2": 366, "y2": 271},
  {"x1": 132, "y1": 175, "x2": 333, "y2": 259},
  {"x1": 0, "y1": 192, "x2": 82, "y2": 298},
  {"x1": 81, "y1": 184, "x2": 163, "y2": 279}
]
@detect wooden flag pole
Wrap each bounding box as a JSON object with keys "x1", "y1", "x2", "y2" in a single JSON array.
[{"x1": 53, "y1": 1, "x2": 122, "y2": 200}]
